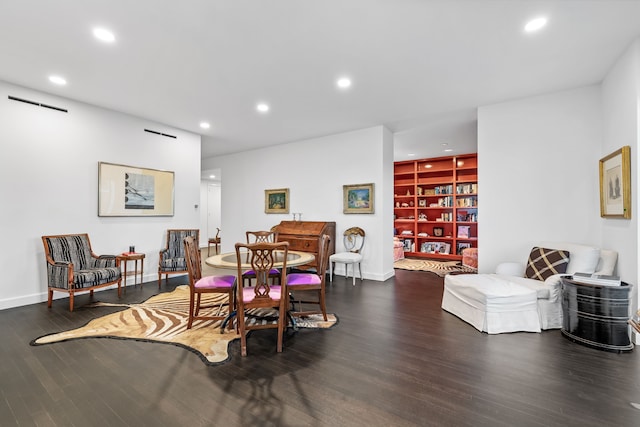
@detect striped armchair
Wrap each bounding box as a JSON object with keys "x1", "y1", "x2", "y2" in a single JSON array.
[
  {"x1": 158, "y1": 229, "x2": 199, "y2": 288},
  {"x1": 41, "y1": 234, "x2": 122, "y2": 311}
]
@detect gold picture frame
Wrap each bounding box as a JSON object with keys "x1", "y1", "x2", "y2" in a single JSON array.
[
  {"x1": 599, "y1": 146, "x2": 631, "y2": 219},
  {"x1": 98, "y1": 162, "x2": 175, "y2": 217},
  {"x1": 265, "y1": 188, "x2": 289, "y2": 214},
  {"x1": 343, "y1": 183, "x2": 375, "y2": 214}
]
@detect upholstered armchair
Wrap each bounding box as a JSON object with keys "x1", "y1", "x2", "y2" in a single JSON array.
[
  {"x1": 158, "y1": 229, "x2": 199, "y2": 288},
  {"x1": 41, "y1": 233, "x2": 122, "y2": 311}
]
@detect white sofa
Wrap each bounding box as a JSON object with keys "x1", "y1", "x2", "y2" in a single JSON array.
[{"x1": 442, "y1": 242, "x2": 618, "y2": 333}]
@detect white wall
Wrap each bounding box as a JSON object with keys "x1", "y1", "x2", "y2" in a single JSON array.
[
  {"x1": 478, "y1": 86, "x2": 603, "y2": 273},
  {"x1": 601, "y1": 38, "x2": 640, "y2": 325},
  {"x1": 202, "y1": 126, "x2": 394, "y2": 281},
  {"x1": 0, "y1": 81, "x2": 201, "y2": 310}
]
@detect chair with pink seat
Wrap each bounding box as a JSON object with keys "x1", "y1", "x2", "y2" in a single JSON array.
[
  {"x1": 234, "y1": 240, "x2": 290, "y2": 356},
  {"x1": 242, "y1": 230, "x2": 281, "y2": 287},
  {"x1": 287, "y1": 234, "x2": 331, "y2": 321},
  {"x1": 183, "y1": 236, "x2": 236, "y2": 330}
]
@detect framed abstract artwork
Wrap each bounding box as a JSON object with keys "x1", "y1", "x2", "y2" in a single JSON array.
[
  {"x1": 343, "y1": 183, "x2": 374, "y2": 214},
  {"x1": 98, "y1": 162, "x2": 175, "y2": 217},
  {"x1": 265, "y1": 188, "x2": 289, "y2": 214},
  {"x1": 599, "y1": 146, "x2": 631, "y2": 219}
]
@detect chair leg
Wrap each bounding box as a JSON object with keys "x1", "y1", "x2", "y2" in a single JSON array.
[
  {"x1": 207, "y1": 243, "x2": 211, "y2": 257},
  {"x1": 352, "y1": 263, "x2": 356, "y2": 286},
  {"x1": 227, "y1": 290, "x2": 235, "y2": 331},
  {"x1": 195, "y1": 293, "x2": 202, "y2": 316},
  {"x1": 187, "y1": 292, "x2": 195, "y2": 329},
  {"x1": 329, "y1": 262, "x2": 333, "y2": 283},
  {"x1": 47, "y1": 289, "x2": 53, "y2": 308},
  {"x1": 69, "y1": 291, "x2": 74, "y2": 312},
  {"x1": 238, "y1": 308, "x2": 247, "y2": 356},
  {"x1": 277, "y1": 305, "x2": 285, "y2": 353},
  {"x1": 319, "y1": 289, "x2": 327, "y2": 321},
  {"x1": 158, "y1": 273, "x2": 162, "y2": 289},
  {"x1": 358, "y1": 263, "x2": 363, "y2": 283}
]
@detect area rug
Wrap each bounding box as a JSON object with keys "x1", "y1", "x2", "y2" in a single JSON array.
[
  {"x1": 30, "y1": 285, "x2": 337, "y2": 365},
  {"x1": 394, "y1": 258, "x2": 477, "y2": 276}
]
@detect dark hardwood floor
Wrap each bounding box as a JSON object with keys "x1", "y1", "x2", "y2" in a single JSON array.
[{"x1": 2, "y1": 269, "x2": 640, "y2": 426}]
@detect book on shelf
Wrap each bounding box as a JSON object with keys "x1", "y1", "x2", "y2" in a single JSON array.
[
  {"x1": 572, "y1": 272, "x2": 621, "y2": 286},
  {"x1": 420, "y1": 241, "x2": 451, "y2": 254},
  {"x1": 457, "y1": 225, "x2": 470, "y2": 238}
]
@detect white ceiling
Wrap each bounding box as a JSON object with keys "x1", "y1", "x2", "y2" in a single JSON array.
[{"x1": 2, "y1": 1, "x2": 640, "y2": 169}]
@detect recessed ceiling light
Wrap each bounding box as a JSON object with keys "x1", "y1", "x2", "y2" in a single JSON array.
[
  {"x1": 408, "y1": 153, "x2": 415, "y2": 157},
  {"x1": 93, "y1": 27, "x2": 115, "y2": 43},
  {"x1": 209, "y1": 175, "x2": 216, "y2": 179},
  {"x1": 441, "y1": 143, "x2": 448, "y2": 146},
  {"x1": 444, "y1": 149, "x2": 453, "y2": 152},
  {"x1": 48, "y1": 75, "x2": 67, "y2": 86},
  {"x1": 200, "y1": 122, "x2": 210, "y2": 129},
  {"x1": 524, "y1": 17, "x2": 548, "y2": 33},
  {"x1": 336, "y1": 77, "x2": 351, "y2": 89},
  {"x1": 256, "y1": 103, "x2": 270, "y2": 113}
]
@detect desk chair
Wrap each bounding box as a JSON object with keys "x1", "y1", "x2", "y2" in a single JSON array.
[{"x1": 329, "y1": 227, "x2": 365, "y2": 286}]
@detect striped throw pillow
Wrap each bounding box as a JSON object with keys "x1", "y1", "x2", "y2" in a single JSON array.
[{"x1": 524, "y1": 247, "x2": 570, "y2": 281}]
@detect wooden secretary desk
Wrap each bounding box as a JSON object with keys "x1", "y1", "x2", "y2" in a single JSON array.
[{"x1": 273, "y1": 221, "x2": 336, "y2": 270}]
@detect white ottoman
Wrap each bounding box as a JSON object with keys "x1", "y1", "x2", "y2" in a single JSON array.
[{"x1": 442, "y1": 274, "x2": 541, "y2": 334}]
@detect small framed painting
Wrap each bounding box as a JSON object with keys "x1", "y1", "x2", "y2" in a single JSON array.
[
  {"x1": 343, "y1": 183, "x2": 375, "y2": 214},
  {"x1": 265, "y1": 188, "x2": 289, "y2": 214},
  {"x1": 599, "y1": 146, "x2": 631, "y2": 219}
]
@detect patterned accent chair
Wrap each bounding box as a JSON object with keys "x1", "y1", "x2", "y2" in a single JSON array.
[
  {"x1": 41, "y1": 234, "x2": 122, "y2": 312},
  {"x1": 158, "y1": 229, "x2": 199, "y2": 288}
]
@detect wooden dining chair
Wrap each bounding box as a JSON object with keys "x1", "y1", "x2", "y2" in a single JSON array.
[
  {"x1": 287, "y1": 234, "x2": 331, "y2": 321},
  {"x1": 183, "y1": 236, "x2": 236, "y2": 330},
  {"x1": 242, "y1": 230, "x2": 280, "y2": 287},
  {"x1": 234, "y1": 241, "x2": 289, "y2": 356},
  {"x1": 207, "y1": 228, "x2": 221, "y2": 256}
]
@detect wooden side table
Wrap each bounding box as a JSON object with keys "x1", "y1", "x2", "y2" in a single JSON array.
[{"x1": 117, "y1": 253, "x2": 145, "y2": 292}]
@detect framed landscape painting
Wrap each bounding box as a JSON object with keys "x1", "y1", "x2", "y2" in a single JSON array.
[
  {"x1": 343, "y1": 183, "x2": 374, "y2": 214},
  {"x1": 265, "y1": 188, "x2": 289, "y2": 214},
  {"x1": 98, "y1": 162, "x2": 174, "y2": 217},
  {"x1": 599, "y1": 146, "x2": 631, "y2": 219}
]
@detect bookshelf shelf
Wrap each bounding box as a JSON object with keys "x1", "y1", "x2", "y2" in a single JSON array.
[{"x1": 394, "y1": 153, "x2": 478, "y2": 260}]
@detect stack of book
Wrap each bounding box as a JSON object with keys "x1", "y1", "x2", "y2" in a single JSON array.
[{"x1": 572, "y1": 272, "x2": 621, "y2": 286}]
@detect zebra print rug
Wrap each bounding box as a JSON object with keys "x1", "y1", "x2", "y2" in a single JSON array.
[
  {"x1": 393, "y1": 258, "x2": 477, "y2": 276},
  {"x1": 31, "y1": 285, "x2": 337, "y2": 365}
]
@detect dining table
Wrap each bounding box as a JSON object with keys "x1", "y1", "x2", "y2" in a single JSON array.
[
  {"x1": 205, "y1": 249, "x2": 315, "y2": 271},
  {"x1": 205, "y1": 249, "x2": 315, "y2": 331}
]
